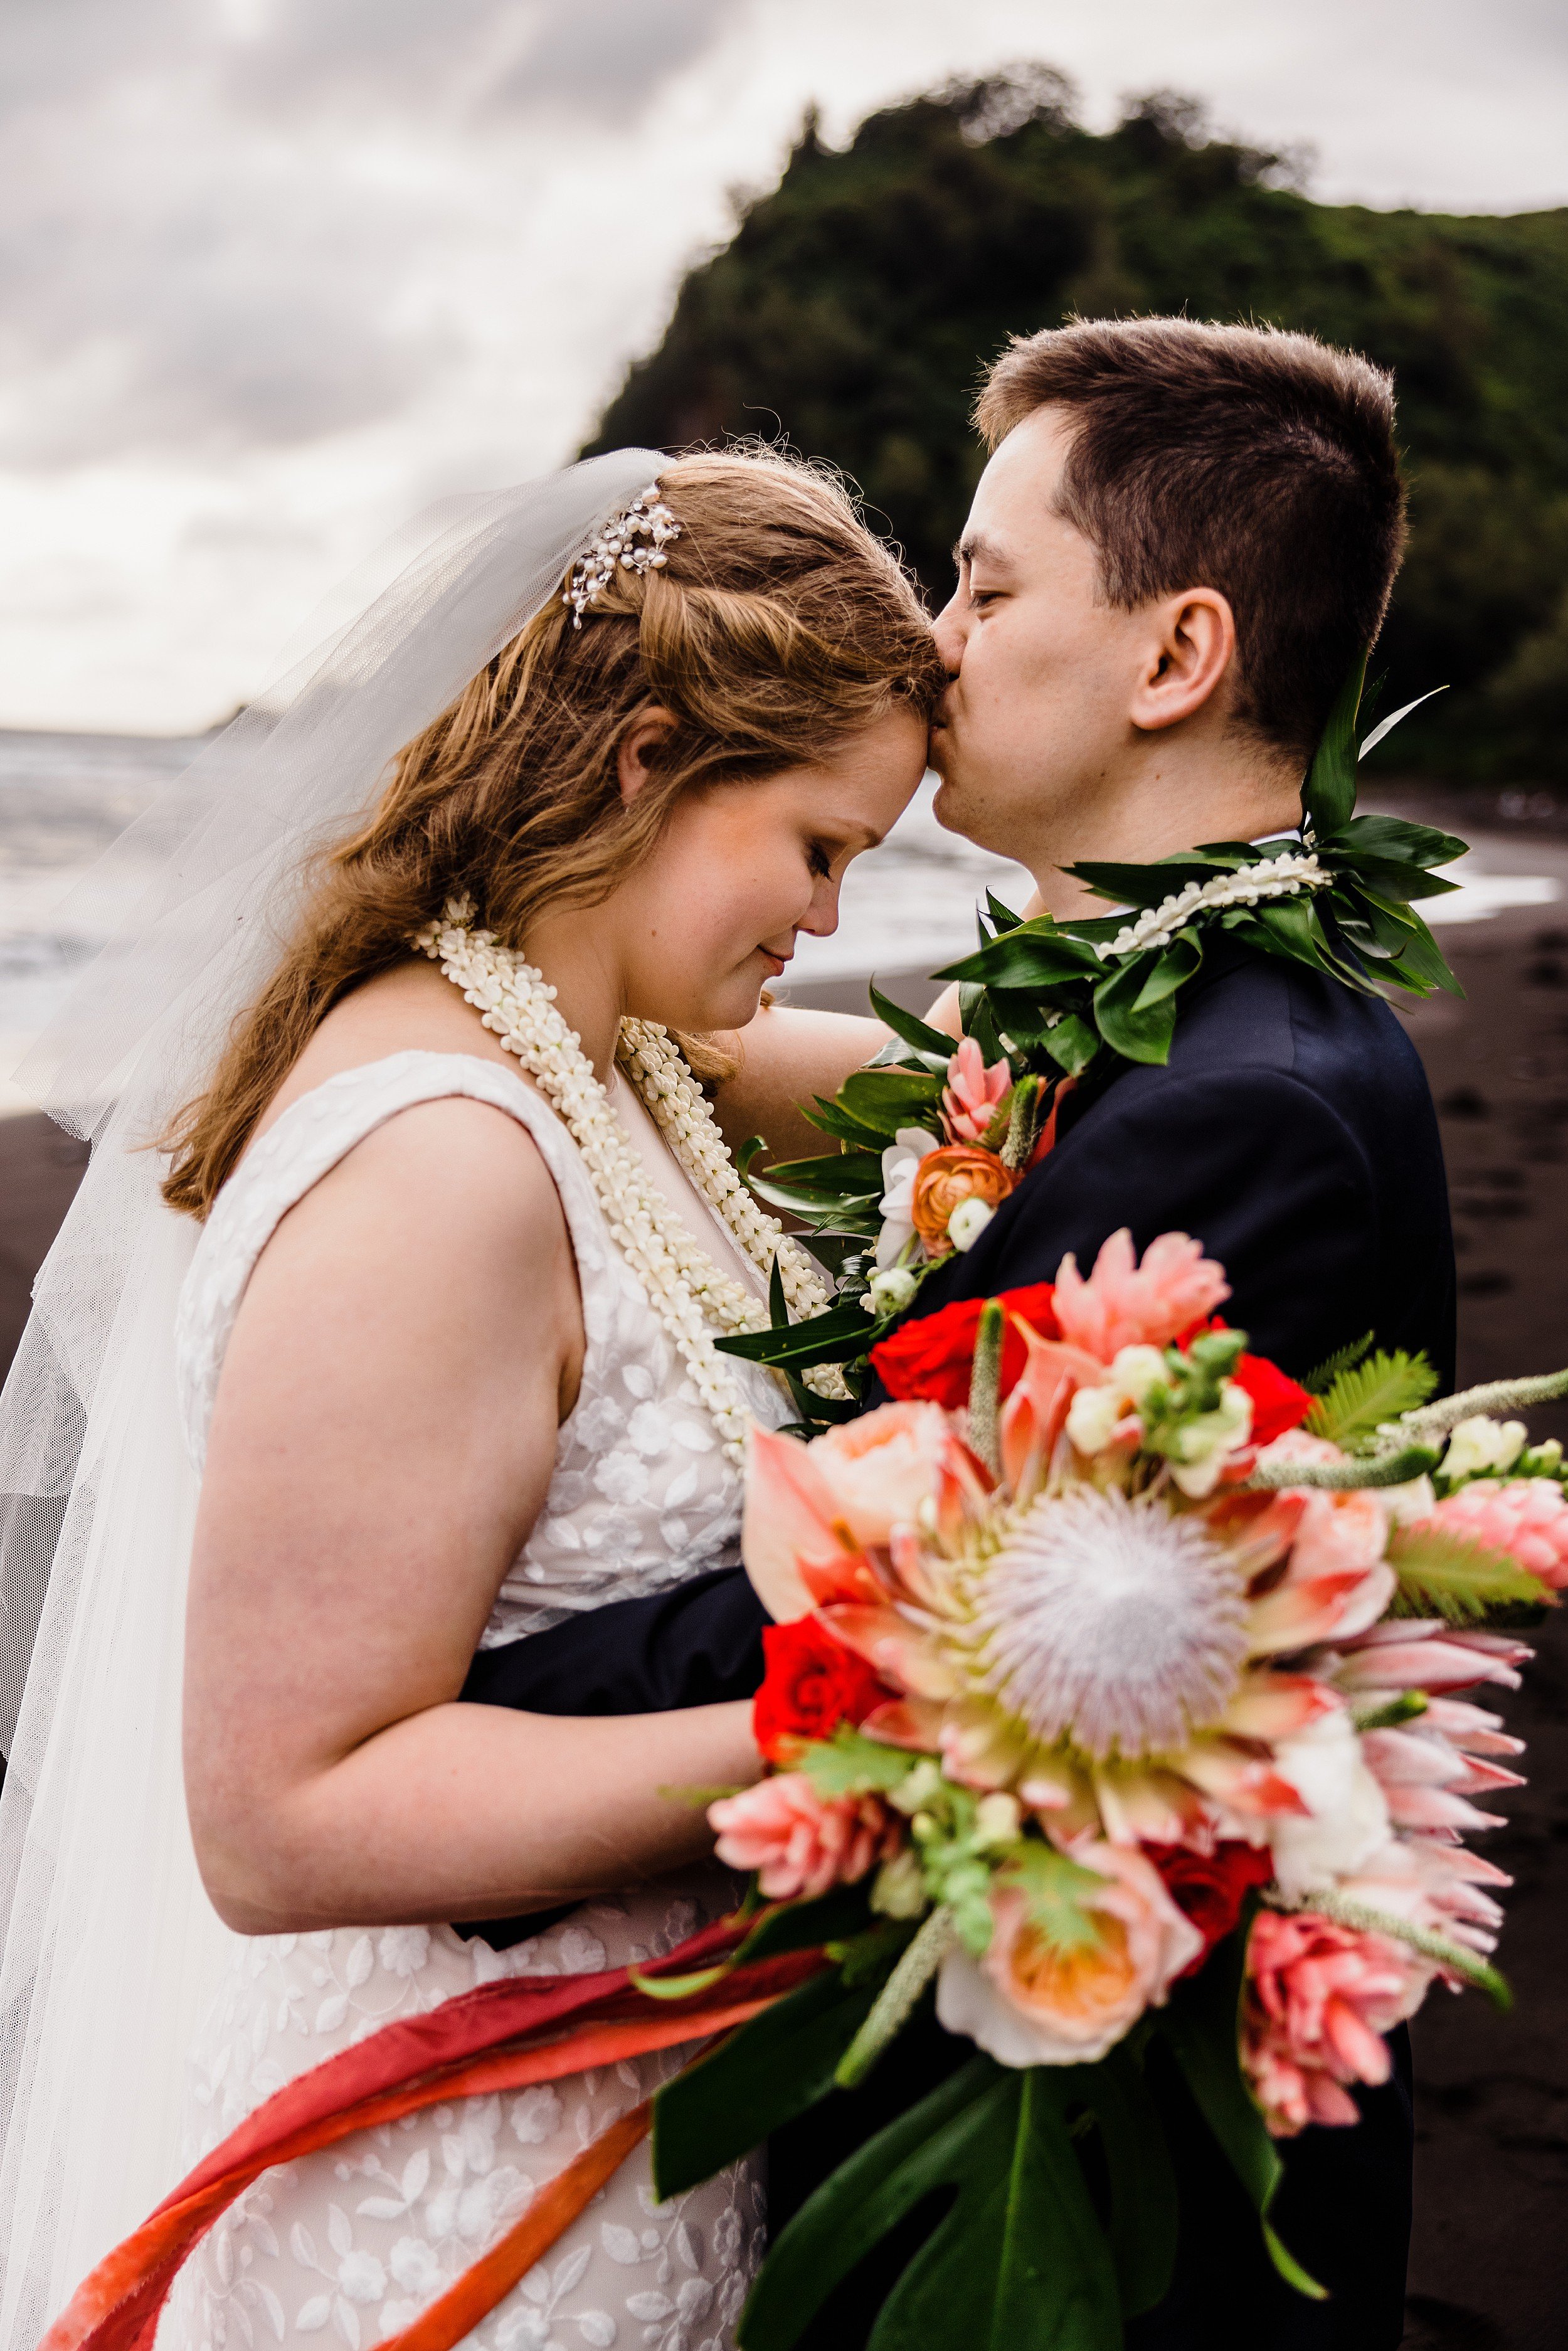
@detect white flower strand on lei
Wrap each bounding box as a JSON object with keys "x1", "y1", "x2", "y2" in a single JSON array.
[
  {"x1": 416, "y1": 903, "x2": 844, "y2": 1459},
  {"x1": 1096, "y1": 851, "x2": 1330, "y2": 960}
]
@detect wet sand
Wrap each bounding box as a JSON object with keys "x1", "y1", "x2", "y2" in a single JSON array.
[{"x1": 0, "y1": 847, "x2": 1564, "y2": 2347}]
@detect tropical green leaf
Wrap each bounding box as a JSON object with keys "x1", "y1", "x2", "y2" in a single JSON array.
[
  {"x1": 838, "y1": 1068, "x2": 944, "y2": 1133},
  {"x1": 1157, "y1": 1924, "x2": 1324, "y2": 2301},
  {"x1": 1062, "y1": 856, "x2": 1232, "y2": 909},
  {"x1": 867, "y1": 2069, "x2": 1123, "y2": 2351},
  {"x1": 1305, "y1": 1347, "x2": 1439, "y2": 1447},
  {"x1": 766, "y1": 1145, "x2": 887, "y2": 1194},
  {"x1": 1093, "y1": 953, "x2": 1178, "y2": 1064},
  {"x1": 738, "y1": 2060, "x2": 1007, "y2": 2351},
  {"x1": 1386, "y1": 1524, "x2": 1554, "y2": 1622},
  {"x1": 869, "y1": 983, "x2": 956, "y2": 1064},
  {"x1": 1300, "y1": 1330, "x2": 1374, "y2": 1395},
  {"x1": 1336, "y1": 854, "x2": 1461, "y2": 903},
  {"x1": 937, "y1": 926, "x2": 1103, "y2": 990},
  {"x1": 959, "y1": 982, "x2": 1007, "y2": 1063},
  {"x1": 1042, "y1": 1012, "x2": 1101, "y2": 1076},
  {"x1": 1379, "y1": 914, "x2": 1465, "y2": 999},
  {"x1": 805, "y1": 1095, "x2": 898, "y2": 1149},
  {"x1": 739, "y1": 2060, "x2": 1123, "y2": 2351},
  {"x1": 985, "y1": 891, "x2": 1025, "y2": 933},
  {"x1": 987, "y1": 986, "x2": 1078, "y2": 1050},
  {"x1": 718, "y1": 1307, "x2": 876, "y2": 1371},
  {"x1": 798, "y1": 1725, "x2": 918, "y2": 1798},
  {"x1": 1072, "y1": 2047, "x2": 1179, "y2": 2318},
  {"x1": 654, "y1": 1967, "x2": 883, "y2": 2197},
  {"x1": 1302, "y1": 652, "x2": 1365, "y2": 837},
  {"x1": 1325, "y1": 811, "x2": 1467, "y2": 868}
]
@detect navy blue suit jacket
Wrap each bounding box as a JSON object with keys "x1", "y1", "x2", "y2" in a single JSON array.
[{"x1": 462, "y1": 940, "x2": 1454, "y2": 2348}]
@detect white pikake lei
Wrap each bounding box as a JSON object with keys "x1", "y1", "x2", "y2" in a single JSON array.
[
  {"x1": 1096, "y1": 851, "x2": 1329, "y2": 959},
  {"x1": 416, "y1": 901, "x2": 844, "y2": 1462}
]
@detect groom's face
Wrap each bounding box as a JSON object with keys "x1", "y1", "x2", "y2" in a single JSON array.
[{"x1": 928, "y1": 406, "x2": 1155, "y2": 868}]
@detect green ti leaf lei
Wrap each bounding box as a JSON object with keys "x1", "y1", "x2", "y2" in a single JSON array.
[{"x1": 721, "y1": 662, "x2": 1467, "y2": 1409}]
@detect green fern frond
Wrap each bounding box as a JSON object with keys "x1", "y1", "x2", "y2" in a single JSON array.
[
  {"x1": 1386, "y1": 1524, "x2": 1553, "y2": 1623},
  {"x1": 1306, "y1": 1347, "x2": 1438, "y2": 1448},
  {"x1": 1300, "y1": 1330, "x2": 1374, "y2": 1396}
]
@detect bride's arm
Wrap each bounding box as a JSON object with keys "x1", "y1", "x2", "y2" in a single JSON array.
[
  {"x1": 712, "y1": 992, "x2": 964, "y2": 1164},
  {"x1": 183, "y1": 1095, "x2": 760, "y2": 1938}
]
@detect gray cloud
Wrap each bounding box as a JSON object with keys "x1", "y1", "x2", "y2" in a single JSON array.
[{"x1": 0, "y1": 0, "x2": 736, "y2": 469}]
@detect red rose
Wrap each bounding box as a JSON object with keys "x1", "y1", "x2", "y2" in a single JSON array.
[
  {"x1": 1147, "y1": 1840, "x2": 1275, "y2": 1975},
  {"x1": 1230, "y1": 1353, "x2": 1314, "y2": 1447},
  {"x1": 870, "y1": 1282, "x2": 1061, "y2": 1410},
  {"x1": 751, "y1": 1618, "x2": 896, "y2": 1763}
]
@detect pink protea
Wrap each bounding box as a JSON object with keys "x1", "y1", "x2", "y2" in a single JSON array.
[
  {"x1": 1416, "y1": 1477, "x2": 1568, "y2": 1590},
  {"x1": 1242, "y1": 1908, "x2": 1433, "y2": 2135},
  {"x1": 942, "y1": 1037, "x2": 1012, "y2": 1143},
  {"x1": 1052, "y1": 1229, "x2": 1230, "y2": 1362},
  {"x1": 709, "y1": 1774, "x2": 901, "y2": 1901}
]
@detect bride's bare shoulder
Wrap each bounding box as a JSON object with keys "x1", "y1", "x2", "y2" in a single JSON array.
[{"x1": 253, "y1": 957, "x2": 517, "y2": 1142}]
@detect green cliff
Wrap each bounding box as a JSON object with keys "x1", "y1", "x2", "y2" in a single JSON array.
[{"x1": 586, "y1": 72, "x2": 1568, "y2": 780}]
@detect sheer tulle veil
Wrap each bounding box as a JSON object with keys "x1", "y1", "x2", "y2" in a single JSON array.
[{"x1": 0, "y1": 448, "x2": 666, "y2": 2345}]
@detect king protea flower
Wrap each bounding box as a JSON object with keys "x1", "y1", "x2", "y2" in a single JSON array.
[{"x1": 741, "y1": 1399, "x2": 1398, "y2": 1860}]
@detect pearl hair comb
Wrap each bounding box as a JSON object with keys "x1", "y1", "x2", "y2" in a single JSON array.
[{"x1": 563, "y1": 483, "x2": 682, "y2": 627}]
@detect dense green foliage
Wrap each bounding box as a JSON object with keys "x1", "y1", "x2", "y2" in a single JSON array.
[{"x1": 586, "y1": 73, "x2": 1568, "y2": 779}]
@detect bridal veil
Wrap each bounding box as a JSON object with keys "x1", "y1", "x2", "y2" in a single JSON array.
[{"x1": 0, "y1": 448, "x2": 665, "y2": 2347}]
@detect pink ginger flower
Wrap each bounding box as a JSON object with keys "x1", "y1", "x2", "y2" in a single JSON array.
[
  {"x1": 942, "y1": 1037, "x2": 1012, "y2": 1143},
  {"x1": 709, "y1": 1774, "x2": 901, "y2": 1901},
  {"x1": 1052, "y1": 1229, "x2": 1230, "y2": 1363},
  {"x1": 1242, "y1": 1908, "x2": 1433, "y2": 2135},
  {"x1": 1415, "y1": 1477, "x2": 1568, "y2": 1590}
]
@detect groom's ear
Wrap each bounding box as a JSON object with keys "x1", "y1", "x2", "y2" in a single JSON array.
[
  {"x1": 1129, "y1": 590, "x2": 1237, "y2": 735},
  {"x1": 617, "y1": 706, "x2": 679, "y2": 802}
]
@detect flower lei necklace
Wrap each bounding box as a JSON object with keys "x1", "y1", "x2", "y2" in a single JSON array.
[{"x1": 415, "y1": 902, "x2": 842, "y2": 1460}]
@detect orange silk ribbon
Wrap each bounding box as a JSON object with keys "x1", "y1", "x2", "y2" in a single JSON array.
[{"x1": 44, "y1": 1914, "x2": 827, "y2": 2351}]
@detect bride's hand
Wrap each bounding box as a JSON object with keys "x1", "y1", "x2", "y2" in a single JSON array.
[{"x1": 183, "y1": 1093, "x2": 761, "y2": 1938}]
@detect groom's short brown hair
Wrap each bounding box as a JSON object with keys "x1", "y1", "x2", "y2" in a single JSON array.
[{"x1": 976, "y1": 317, "x2": 1406, "y2": 760}]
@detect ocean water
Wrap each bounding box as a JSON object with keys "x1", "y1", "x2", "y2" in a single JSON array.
[{"x1": 0, "y1": 728, "x2": 1558, "y2": 1115}]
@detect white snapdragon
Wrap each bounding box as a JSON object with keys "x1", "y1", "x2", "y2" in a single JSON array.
[
  {"x1": 875, "y1": 1128, "x2": 941, "y2": 1268},
  {"x1": 1443, "y1": 1415, "x2": 1528, "y2": 1482}
]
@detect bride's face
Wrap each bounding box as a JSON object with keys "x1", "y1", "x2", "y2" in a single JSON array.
[{"x1": 606, "y1": 703, "x2": 928, "y2": 1034}]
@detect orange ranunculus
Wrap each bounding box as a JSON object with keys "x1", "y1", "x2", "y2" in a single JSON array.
[{"x1": 909, "y1": 1146, "x2": 1017, "y2": 1255}]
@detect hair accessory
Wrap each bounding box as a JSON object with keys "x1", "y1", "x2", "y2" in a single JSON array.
[{"x1": 563, "y1": 482, "x2": 681, "y2": 627}]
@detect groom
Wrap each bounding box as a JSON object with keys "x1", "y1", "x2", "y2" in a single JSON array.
[{"x1": 467, "y1": 319, "x2": 1453, "y2": 2347}]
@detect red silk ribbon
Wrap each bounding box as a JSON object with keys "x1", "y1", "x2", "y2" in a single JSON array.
[{"x1": 45, "y1": 1913, "x2": 827, "y2": 2351}]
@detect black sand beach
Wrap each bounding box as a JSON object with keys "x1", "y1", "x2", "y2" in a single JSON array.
[{"x1": 1, "y1": 833, "x2": 1564, "y2": 2347}]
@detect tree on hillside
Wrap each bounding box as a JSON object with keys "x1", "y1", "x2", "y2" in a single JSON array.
[{"x1": 586, "y1": 71, "x2": 1568, "y2": 780}]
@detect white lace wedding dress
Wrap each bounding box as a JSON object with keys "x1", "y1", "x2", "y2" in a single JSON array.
[{"x1": 164, "y1": 1048, "x2": 791, "y2": 2351}]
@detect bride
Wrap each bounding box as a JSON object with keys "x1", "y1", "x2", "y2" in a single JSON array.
[{"x1": 0, "y1": 448, "x2": 940, "y2": 2350}]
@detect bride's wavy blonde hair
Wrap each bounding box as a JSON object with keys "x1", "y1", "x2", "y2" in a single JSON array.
[{"x1": 161, "y1": 450, "x2": 943, "y2": 1218}]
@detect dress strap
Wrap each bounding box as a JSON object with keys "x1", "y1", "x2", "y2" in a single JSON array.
[{"x1": 174, "y1": 1049, "x2": 603, "y2": 1469}]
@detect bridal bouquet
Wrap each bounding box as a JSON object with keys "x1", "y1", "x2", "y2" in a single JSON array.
[{"x1": 652, "y1": 1233, "x2": 1568, "y2": 2345}]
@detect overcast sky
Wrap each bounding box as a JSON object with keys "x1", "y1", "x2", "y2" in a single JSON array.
[{"x1": 4, "y1": 0, "x2": 1567, "y2": 736}]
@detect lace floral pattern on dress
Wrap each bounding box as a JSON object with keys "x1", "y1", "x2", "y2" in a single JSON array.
[{"x1": 168, "y1": 1049, "x2": 786, "y2": 2351}]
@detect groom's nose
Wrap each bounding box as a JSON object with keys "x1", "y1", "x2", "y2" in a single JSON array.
[{"x1": 932, "y1": 592, "x2": 968, "y2": 675}]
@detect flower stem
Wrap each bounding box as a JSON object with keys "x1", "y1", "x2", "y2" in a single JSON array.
[
  {"x1": 1402, "y1": 1368, "x2": 1568, "y2": 1435},
  {"x1": 1244, "y1": 1441, "x2": 1439, "y2": 1492},
  {"x1": 968, "y1": 1302, "x2": 1005, "y2": 1477},
  {"x1": 834, "y1": 1905, "x2": 959, "y2": 2089}
]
